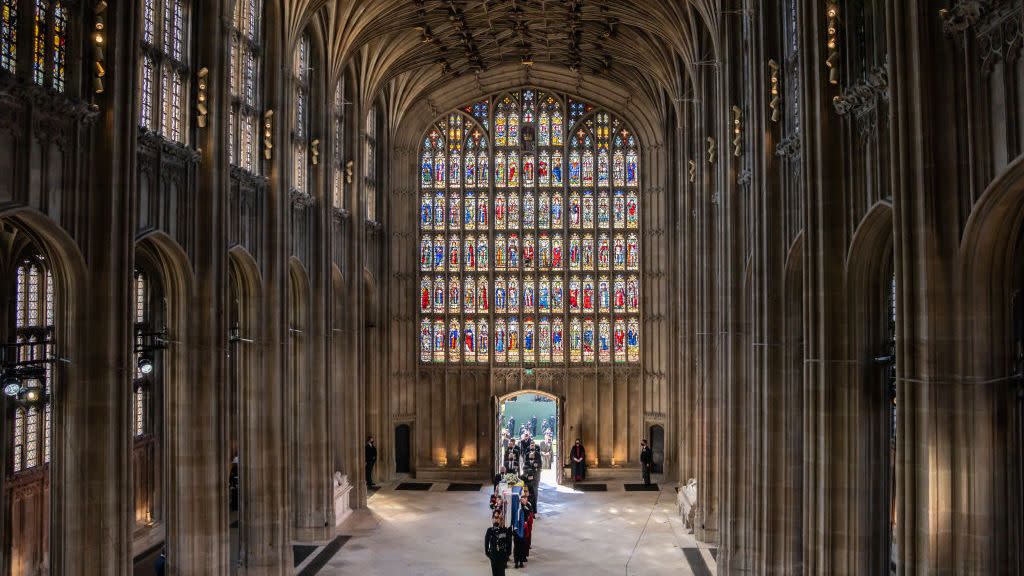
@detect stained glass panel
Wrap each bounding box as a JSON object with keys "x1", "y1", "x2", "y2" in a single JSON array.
[{"x1": 417, "y1": 90, "x2": 640, "y2": 365}]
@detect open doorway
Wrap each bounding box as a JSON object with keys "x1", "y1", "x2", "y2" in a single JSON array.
[
  {"x1": 394, "y1": 424, "x2": 411, "y2": 474},
  {"x1": 649, "y1": 424, "x2": 665, "y2": 474},
  {"x1": 495, "y1": 391, "x2": 560, "y2": 487}
]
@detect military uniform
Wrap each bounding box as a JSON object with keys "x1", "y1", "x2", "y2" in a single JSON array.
[{"x1": 485, "y1": 524, "x2": 512, "y2": 576}]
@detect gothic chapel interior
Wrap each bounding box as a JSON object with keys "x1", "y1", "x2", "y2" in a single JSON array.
[{"x1": 0, "y1": 0, "x2": 1022, "y2": 574}]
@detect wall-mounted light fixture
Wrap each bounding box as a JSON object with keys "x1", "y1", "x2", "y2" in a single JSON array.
[
  {"x1": 93, "y1": 1, "x2": 108, "y2": 94},
  {"x1": 196, "y1": 67, "x2": 209, "y2": 128},
  {"x1": 263, "y1": 110, "x2": 274, "y2": 160},
  {"x1": 768, "y1": 59, "x2": 780, "y2": 122},
  {"x1": 311, "y1": 138, "x2": 321, "y2": 165},
  {"x1": 706, "y1": 137, "x2": 716, "y2": 164},
  {"x1": 731, "y1": 105, "x2": 743, "y2": 157},
  {"x1": 826, "y1": 2, "x2": 840, "y2": 85}
]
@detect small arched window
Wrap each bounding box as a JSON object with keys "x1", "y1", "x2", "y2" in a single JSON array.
[
  {"x1": 139, "y1": 0, "x2": 191, "y2": 143},
  {"x1": 229, "y1": 0, "x2": 262, "y2": 174},
  {"x1": 291, "y1": 33, "x2": 310, "y2": 194}
]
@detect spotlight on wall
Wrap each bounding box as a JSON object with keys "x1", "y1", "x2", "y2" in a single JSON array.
[
  {"x1": 826, "y1": 3, "x2": 840, "y2": 85},
  {"x1": 93, "y1": 0, "x2": 108, "y2": 94},
  {"x1": 731, "y1": 105, "x2": 743, "y2": 157},
  {"x1": 138, "y1": 355, "x2": 154, "y2": 375},
  {"x1": 263, "y1": 110, "x2": 274, "y2": 160},
  {"x1": 196, "y1": 67, "x2": 210, "y2": 128},
  {"x1": 768, "y1": 59, "x2": 781, "y2": 123},
  {"x1": 21, "y1": 386, "x2": 41, "y2": 403},
  {"x1": 2, "y1": 373, "x2": 21, "y2": 397}
]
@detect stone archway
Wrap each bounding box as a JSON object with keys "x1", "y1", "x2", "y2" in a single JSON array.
[{"x1": 495, "y1": 390, "x2": 562, "y2": 486}]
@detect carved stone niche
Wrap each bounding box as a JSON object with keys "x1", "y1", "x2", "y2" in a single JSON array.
[{"x1": 333, "y1": 471, "x2": 353, "y2": 527}]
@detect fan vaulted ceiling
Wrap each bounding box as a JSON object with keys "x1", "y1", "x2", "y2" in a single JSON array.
[{"x1": 296, "y1": 0, "x2": 718, "y2": 107}]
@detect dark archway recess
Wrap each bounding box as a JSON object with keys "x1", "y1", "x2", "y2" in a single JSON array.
[
  {"x1": 649, "y1": 425, "x2": 665, "y2": 474},
  {"x1": 395, "y1": 425, "x2": 412, "y2": 474}
]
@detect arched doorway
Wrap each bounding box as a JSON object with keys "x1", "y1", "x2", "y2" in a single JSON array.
[
  {"x1": 495, "y1": 391, "x2": 560, "y2": 486},
  {"x1": 648, "y1": 424, "x2": 664, "y2": 474},
  {"x1": 394, "y1": 424, "x2": 411, "y2": 475}
]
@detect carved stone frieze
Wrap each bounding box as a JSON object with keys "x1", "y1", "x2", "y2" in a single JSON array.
[
  {"x1": 832, "y1": 59, "x2": 889, "y2": 119},
  {"x1": 289, "y1": 189, "x2": 315, "y2": 209},
  {"x1": 976, "y1": 2, "x2": 1024, "y2": 71},
  {"x1": 737, "y1": 169, "x2": 753, "y2": 188},
  {"x1": 941, "y1": 0, "x2": 991, "y2": 34},
  {"x1": 332, "y1": 206, "x2": 351, "y2": 223},
  {"x1": 775, "y1": 133, "x2": 802, "y2": 159}
]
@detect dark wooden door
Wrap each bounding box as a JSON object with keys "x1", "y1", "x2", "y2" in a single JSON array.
[{"x1": 394, "y1": 424, "x2": 411, "y2": 474}]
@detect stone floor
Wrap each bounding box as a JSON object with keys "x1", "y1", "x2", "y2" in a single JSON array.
[{"x1": 321, "y1": 472, "x2": 714, "y2": 575}]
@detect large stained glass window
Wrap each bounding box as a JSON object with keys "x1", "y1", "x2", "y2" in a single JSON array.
[
  {"x1": 0, "y1": 0, "x2": 16, "y2": 74},
  {"x1": 229, "y1": 0, "x2": 262, "y2": 173},
  {"x1": 139, "y1": 0, "x2": 190, "y2": 143},
  {"x1": 419, "y1": 90, "x2": 640, "y2": 365}
]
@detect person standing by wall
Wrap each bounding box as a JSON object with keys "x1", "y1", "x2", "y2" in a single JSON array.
[
  {"x1": 570, "y1": 439, "x2": 586, "y2": 483},
  {"x1": 640, "y1": 439, "x2": 653, "y2": 485},
  {"x1": 365, "y1": 436, "x2": 379, "y2": 489}
]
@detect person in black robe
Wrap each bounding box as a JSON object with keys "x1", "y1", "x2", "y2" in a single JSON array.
[
  {"x1": 570, "y1": 439, "x2": 586, "y2": 482},
  {"x1": 364, "y1": 436, "x2": 378, "y2": 488},
  {"x1": 523, "y1": 446, "x2": 540, "y2": 512},
  {"x1": 640, "y1": 439, "x2": 654, "y2": 485},
  {"x1": 512, "y1": 496, "x2": 533, "y2": 568},
  {"x1": 503, "y1": 438, "x2": 520, "y2": 475}
]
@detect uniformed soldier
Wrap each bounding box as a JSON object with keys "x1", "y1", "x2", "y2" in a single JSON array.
[{"x1": 485, "y1": 515, "x2": 512, "y2": 576}]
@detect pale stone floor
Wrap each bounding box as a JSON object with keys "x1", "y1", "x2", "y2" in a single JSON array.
[{"x1": 321, "y1": 471, "x2": 714, "y2": 575}]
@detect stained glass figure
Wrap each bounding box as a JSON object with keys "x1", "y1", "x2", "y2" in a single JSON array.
[
  {"x1": 582, "y1": 235, "x2": 595, "y2": 269},
  {"x1": 614, "y1": 318, "x2": 626, "y2": 362},
  {"x1": 523, "y1": 318, "x2": 535, "y2": 362},
  {"x1": 582, "y1": 319, "x2": 595, "y2": 362},
  {"x1": 464, "y1": 192, "x2": 476, "y2": 230},
  {"x1": 597, "y1": 149, "x2": 610, "y2": 187},
  {"x1": 614, "y1": 275, "x2": 626, "y2": 312},
  {"x1": 626, "y1": 150, "x2": 639, "y2": 186},
  {"x1": 433, "y1": 275, "x2": 445, "y2": 310},
  {"x1": 1, "y1": 0, "x2": 17, "y2": 73},
  {"x1": 626, "y1": 191, "x2": 639, "y2": 228},
  {"x1": 477, "y1": 237, "x2": 489, "y2": 271},
  {"x1": 582, "y1": 277, "x2": 594, "y2": 312},
  {"x1": 551, "y1": 192, "x2": 563, "y2": 227},
  {"x1": 522, "y1": 194, "x2": 535, "y2": 228},
  {"x1": 507, "y1": 193, "x2": 520, "y2": 228},
  {"x1": 598, "y1": 318, "x2": 611, "y2": 362},
  {"x1": 464, "y1": 277, "x2": 476, "y2": 313},
  {"x1": 495, "y1": 234, "x2": 506, "y2": 269},
  {"x1": 494, "y1": 318, "x2": 507, "y2": 363},
  {"x1": 507, "y1": 151, "x2": 519, "y2": 187},
  {"x1": 464, "y1": 319, "x2": 476, "y2": 359},
  {"x1": 507, "y1": 277, "x2": 520, "y2": 313},
  {"x1": 523, "y1": 234, "x2": 535, "y2": 269},
  {"x1": 552, "y1": 150, "x2": 563, "y2": 185},
  {"x1": 552, "y1": 318, "x2": 564, "y2": 359},
  {"x1": 627, "y1": 233, "x2": 639, "y2": 270},
  {"x1": 465, "y1": 153, "x2": 477, "y2": 187},
  {"x1": 448, "y1": 277, "x2": 461, "y2": 312},
  {"x1": 569, "y1": 318, "x2": 582, "y2": 363},
  {"x1": 448, "y1": 319, "x2": 461, "y2": 362},
  {"x1": 552, "y1": 277, "x2": 564, "y2": 313},
  {"x1": 539, "y1": 234, "x2": 551, "y2": 269},
  {"x1": 551, "y1": 235, "x2": 563, "y2": 269},
  {"x1": 538, "y1": 151, "x2": 550, "y2": 186},
  {"x1": 598, "y1": 234, "x2": 610, "y2": 270},
  {"x1": 598, "y1": 192, "x2": 611, "y2": 228},
  {"x1": 523, "y1": 154, "x2": 535, "y2": 187},
  {"x1": 613, "y1": 234, "x2": 626, "y2": 269},
  {"x1": 613, "y1": 190, "x2": 626, "y2": 228},
  {"x1": 598, "y1": 277, "x2": 610, "y2": 312},
  {"x1": 433, "y1": 319, "x2": 446, "y2": 362},
  {"x1": 539, "y1": 277, "x2": 551, "y2": 312},
  {"x1": 448, "y1": 235, "x2": 461, "y2": 271},
  {"x1": 627, "y1": 318, "x2": 640, "y2": 362},
  {"x1": 538, "y1": 318, "x2": 551, "y2": 363},
  {"x1": 569, "y1": 276, "x2": 581, "y2": 312},
  {"x1": 495, "y1": 194, "x2": 507, "y2": 229},
  {"x1": 495, "y1": 277, "x2": 507, "y2": 313},
  {"x1": 495, "y1": 152, "x2": 507, "y2": 188},
  {"x1": 421, "y1": 319, "x2": 432, "y2": 362},
  {"x1": 539, "y1": 194, "x2": 551, "y2": 228},
  {"x1": 569, "y1": 151, "x2": 581, "y2": 187},
  {"x1": 448, "y1": 194, "x2": 461, "y2": 229},
  {"x1": 420, "y1": 278, "x2": 431, "y2": 313},
  {"x1": 420, "y1": 237, "x2": 432, "y2": 271},
  {"x1": 478, "y1": 318, "x2": 490, "y2": 362},
  {"x1": 523, "y1": 277, "x2": 535, "y2": 312},
  {"x1": 627, "y1": 275, "x2": 640, "y2": 312},
  {"x1": 507, "y1": 318, "x2": 520, "y2": 362},
  {"x1": 582, "y1": 190, "x2": 594, "y2": 228},
  {"x1": 507, "y1": 234, "x2": 520, "y2": 269},
  {"x1": 613, "y1": 150, "x2": 625, "y2": 186}
]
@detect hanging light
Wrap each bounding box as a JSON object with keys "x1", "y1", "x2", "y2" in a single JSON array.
[
  {"x1": 138, "y1": 355, "x2": 154, "y2": 375},
  {"x1": 2, "y1": 373, "x2": 21, "y2": 397},
  {"x1": 21, "y1": 386, "x2": 41, "y2": 403}
]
